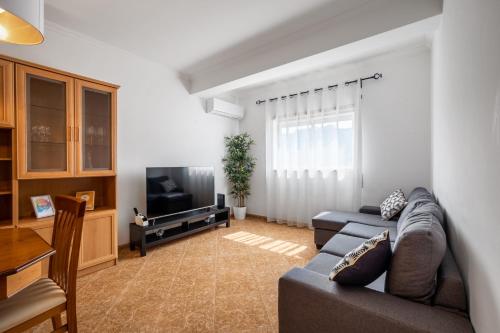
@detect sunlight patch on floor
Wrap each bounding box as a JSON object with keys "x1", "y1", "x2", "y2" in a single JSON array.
[{"x1": 223, "y1": 231, "x2": 307, "y2": 257}]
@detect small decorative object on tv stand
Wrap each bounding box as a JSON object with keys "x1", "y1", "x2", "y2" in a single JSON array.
[{"x1": 129, "y1": 206, "x2": 230, "y2": 256}]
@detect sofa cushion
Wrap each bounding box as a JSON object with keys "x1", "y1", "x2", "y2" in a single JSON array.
[
  {"x1": 339, "y1": 223, "x2": 398, "y2": 242},
  {"x1": 330, "y1": 230, "x2": 392, "y2": 286},
  {"x1": 304, "y1": 253, "x2": 386, "y2": 292},
  {"x1": 433, "y1": 249, "x2": 467, "y2": 312},
  {"x1": 407, "y1": 187, "x2": 434, "y2": 202},
  {"x1": 321, "y1": 233, "x2": 395, "y2": 257},
  {"x1": 398, "y1": 187, "x2": 435, "y2": 223},
  {"x1": 387, "y1": 213, "x2": 446, "y2": 303},
  {"x1": 398, "y1": 201, "x2": 444, "y2": 233},
  {"x1": 380, "y1": 189, "x2": 407, "y2": 220},
  {"x1": 312, "y1": 211, "x2": 397, "y2": 233},
  {"x1": 312, "y1": 211, "x2": 384, "y2": 232}
]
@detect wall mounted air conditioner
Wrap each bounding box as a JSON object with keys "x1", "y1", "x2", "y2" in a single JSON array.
[{"x1": 206, "y1": 98, "x2": 244, "y2": 120}]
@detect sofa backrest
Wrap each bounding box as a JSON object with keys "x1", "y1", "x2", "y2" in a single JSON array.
[
  {"x1": 387, "y1": 210, "x2": 446, "y2": 303},
  {"x1": 434, "y1": 248, "x2": 468, "y2": 312},
  {"x1": 388, "y1": 187, "x2": 467, "y2": 313}
]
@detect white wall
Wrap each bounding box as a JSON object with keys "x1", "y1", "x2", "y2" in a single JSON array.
[
  {"x1": 0, "y1": 22, "x2": 238, "y2": 245},
  {"x1": 236, "y1": 45, "x2": 431, "y2": 216},
  {"x1": 432, "y1": 0, "x2": 500, "y2": 332}
]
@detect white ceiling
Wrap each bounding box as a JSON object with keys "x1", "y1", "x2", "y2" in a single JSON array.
[{"x1": 45, "y1": 0, "x2": 354, "y2": 74}]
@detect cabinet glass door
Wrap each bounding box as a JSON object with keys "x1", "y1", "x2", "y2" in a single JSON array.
[
  {"x1": 16, "y1": 65, "x2": 74, "y2": 178},
  {"x1": 76, "y1": 80, "x2": 116, "y2": 176}
]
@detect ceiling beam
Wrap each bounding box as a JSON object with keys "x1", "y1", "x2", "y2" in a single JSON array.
[{"x1": 189, "y1": 0, "x2": 442, "y2": 96}]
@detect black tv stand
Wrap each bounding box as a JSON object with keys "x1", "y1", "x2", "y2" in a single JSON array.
[{"x1": 129, "y1": 206, "x2": 230, "y2": 256}]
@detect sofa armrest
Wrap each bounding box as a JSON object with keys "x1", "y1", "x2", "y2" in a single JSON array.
[
  {"x1": 359, "y1": 205, "x2": 382, "y2": 215},
  {"x1": 279, "y1": 268, "x2": 473, "y2": 333}
]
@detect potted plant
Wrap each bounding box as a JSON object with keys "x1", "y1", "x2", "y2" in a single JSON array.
[{"x1": 222, "y1": 133, "x2": 256, "y2": 220}]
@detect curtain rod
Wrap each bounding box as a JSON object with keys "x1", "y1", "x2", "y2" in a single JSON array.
[{"x1": 255, "y1": 72, "x2": 382, "y2": 105}]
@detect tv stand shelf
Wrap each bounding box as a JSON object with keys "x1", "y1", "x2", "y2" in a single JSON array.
[{"x1": 129, "y1": 206, "x2": 230, "y2": 256}]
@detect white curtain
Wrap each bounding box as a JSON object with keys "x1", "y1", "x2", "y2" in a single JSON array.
[{"x1": 265, "y1": 82, "x2": 362, "y2": 227}]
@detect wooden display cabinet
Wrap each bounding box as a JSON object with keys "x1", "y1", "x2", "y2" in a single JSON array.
[{"x1": 0, "y1": 53, "x2": 120, "y2": 276}]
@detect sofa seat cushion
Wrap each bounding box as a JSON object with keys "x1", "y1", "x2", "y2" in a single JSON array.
[
  {"x1": 339, "y1": 223, "x2": 398, "y2": 242},
  {"x1": 321, "y1": 233, "x2": 395, "y2": 257},
  {"x1": 433, "y1": 249, "x2": 467, "y2": 312},
  {"x1": 312, "y1": 211, "x2": 396, "y2": 232},
  {"x1": 0, "y1": 278, "x2": 66, "y2": 332},
  {"x1": 305, "y1": 253, "x2": 386, "y2": 292}
]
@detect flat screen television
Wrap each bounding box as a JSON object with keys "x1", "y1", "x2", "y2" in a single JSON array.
[{"x1": 146, "y1": 167, "x2": 215, "y2": 218}]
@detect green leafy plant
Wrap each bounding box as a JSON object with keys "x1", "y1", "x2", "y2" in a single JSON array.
[{"x1": 222, "y1": 133, "x2": 256, "y2": 207}]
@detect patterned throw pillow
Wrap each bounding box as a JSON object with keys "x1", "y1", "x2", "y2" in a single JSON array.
[
  {"x1": 380, "y1": 189, "x2": 407, "y2": 220},
  {"x1": 329, "y1": 230, "x2": 391, "y2": 286},
  {"x1": 160, "y1": 179, "x2": 178, "y2": 193}
]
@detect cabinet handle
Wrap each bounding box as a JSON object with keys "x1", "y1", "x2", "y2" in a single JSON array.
[
  {"x1": 75, "y1": 127, "x2": 79, "y2": 142},
  {"x1": 67, "y1": 126, "x2": 73, "y2": 142}
]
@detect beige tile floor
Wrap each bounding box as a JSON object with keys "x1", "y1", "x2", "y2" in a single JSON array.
[{"x1": 30, "y1": 218, "x2": 317, "y2": 333}]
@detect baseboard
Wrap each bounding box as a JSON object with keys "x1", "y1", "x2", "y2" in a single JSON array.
[{"x1": 246, "y1": 213, "x2": 268, "y2": 221}]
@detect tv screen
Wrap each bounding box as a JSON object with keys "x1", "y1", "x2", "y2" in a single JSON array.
[{"x1": 146, "y1": 167, "x2": 214, "y2": 218}]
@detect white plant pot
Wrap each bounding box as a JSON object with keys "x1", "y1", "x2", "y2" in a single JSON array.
[{"x1": 233, "y1": 206, "x2": 247, "y2": 220}]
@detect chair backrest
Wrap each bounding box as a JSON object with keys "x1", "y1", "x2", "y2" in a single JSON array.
[{"x1": 49, "y1": 195, "x2": 86, "y2": 296}]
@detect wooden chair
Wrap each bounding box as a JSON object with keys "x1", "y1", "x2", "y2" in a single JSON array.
[{"x1": 0, "y1": 196, "x2": 86, "y2": 333}]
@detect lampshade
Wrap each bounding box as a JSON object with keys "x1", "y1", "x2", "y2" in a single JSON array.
[{"x1": 0, "y1": 0, "x2": 44, "y2": 45}]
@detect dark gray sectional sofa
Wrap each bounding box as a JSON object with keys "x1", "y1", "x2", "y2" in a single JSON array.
[{"x1": 278, "y1": 188, "x2": 474, "y2": 333}]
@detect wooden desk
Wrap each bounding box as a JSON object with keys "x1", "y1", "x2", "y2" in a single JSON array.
[{"x1": 0, "y1": 228, "x2": 55, "y2": 299}]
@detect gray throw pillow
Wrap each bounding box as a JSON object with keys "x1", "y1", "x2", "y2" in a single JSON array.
[
  {"x1": 380, "y1": 189, "x2": 407, "y2": 220},
  {"x1": 329, "y1": 230, "x2": 392, "y2": 286},
  {"x1": 387, "y1": 213, "x2": 446, "y2": 303}
]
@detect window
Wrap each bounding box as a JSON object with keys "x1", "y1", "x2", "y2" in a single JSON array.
[{"x1": 272, "y1": 110, "x2": 354, "y2": 172}]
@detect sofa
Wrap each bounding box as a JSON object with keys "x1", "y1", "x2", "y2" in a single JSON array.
[{"x1": 278, "y1": 188, "x2": 473, "y2": 333}]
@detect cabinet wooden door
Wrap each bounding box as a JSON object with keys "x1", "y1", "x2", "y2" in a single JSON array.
[
  {"x1": 79, "y1": 210, "x2": 117, "y2": 270},
  {"x1": 0, "y1": 59, "x2": 14, "y2": 128},
  {"x1": 16, "y1": 65, "x2": 75, "y2": 179},
  {"x1": 75, "y1": 80, "x2": 116, "y2": 177}
]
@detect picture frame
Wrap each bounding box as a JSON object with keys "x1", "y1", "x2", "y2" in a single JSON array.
[
  {"x1": 31, "y1": 195, "x2": 55, "y2": 219},
  {"x1": 76, "y1": 191, "x2": 96, "y2": 211}
]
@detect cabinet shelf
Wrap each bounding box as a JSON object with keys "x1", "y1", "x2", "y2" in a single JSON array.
[
  {"x1": 30, "y1": 104, "x2": 65, "y2": 112},
  {"x1": 0, "y1": 157, "x2": 12, "y2": 161},
  {"x1": 0, "y1": 190, "x2": 12, "y2": 196},
  {"x1": 30, "y1": 141, "x2": 66, "y2": 145},
  {"x1": 19, "y1": 206, "x2": 116, "y2": 229}
]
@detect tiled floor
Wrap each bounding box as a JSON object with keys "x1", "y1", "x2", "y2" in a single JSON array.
[{"x1": 31, "y1": 217, "x2": 317, "y2": 333}]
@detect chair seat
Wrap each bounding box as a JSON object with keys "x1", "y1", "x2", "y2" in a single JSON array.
[{"x1": 0, "y1": 278, "x2": 66, "y2": 332}]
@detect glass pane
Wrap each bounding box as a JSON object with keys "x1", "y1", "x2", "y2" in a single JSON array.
[
  {"x1": 26, "y1": 74, "x2": 67, "y2": 172},
  {"x1": 82, "y1": 87, "x2": 111, "y2": 170}
]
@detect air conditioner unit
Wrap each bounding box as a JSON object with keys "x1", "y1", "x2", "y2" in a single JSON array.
[{"x1": 206, "y1": 98, "x2": 244, "y2": 120}]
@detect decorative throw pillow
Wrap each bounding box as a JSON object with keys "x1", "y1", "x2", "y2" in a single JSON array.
[
  {"x1": 329, "y1": 230, "x2": 392, "y2": 286},
  {"x1": 380, "y1": 189, "x2": 407, "y2": 220},
  {"x1": 160, "y1": 179, "x2": 177, "y2": 193}
]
